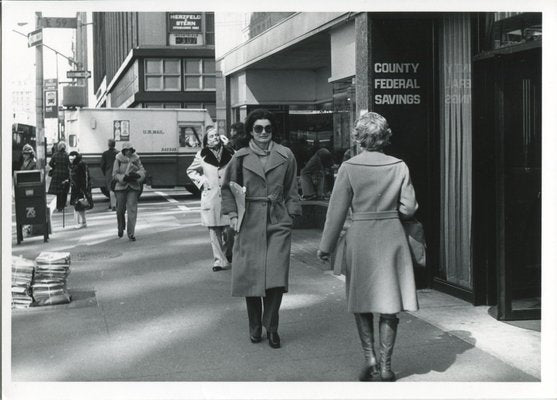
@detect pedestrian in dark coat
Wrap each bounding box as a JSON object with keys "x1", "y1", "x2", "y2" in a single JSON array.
[
  {"x1": 187, "y1": 127, "x2": 235, "y2": 271},
  {"x1": 221, "y1": 109, "x2": 302, "y2": 349},
  {"x1": 69, "y1": 151, "x2": 91, "y2": 229},
  {"x1": 100, "y1": 139, "x2": 119, "y2": 210},
  {"x1": 318, "y1": 112, "x2": 419, "y2": 382},
  {"x1": 300, "y1": 146, "x2": 334, "y2": 199},
  {"x1": 112, "y1": 141, "x2": 146, "y2": 241},
  {"x1": 228, "y1": 121, "x2": 250, "y2": 150},
  {"x1": 48, "y1": 141, "x2": 70, "y2": 211}
]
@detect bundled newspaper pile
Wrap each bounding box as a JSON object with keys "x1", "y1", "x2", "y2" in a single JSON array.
[
  {"x1": 11, "y1": 256, "x2": 35, "y2": 309},
  {"x1": 32, "y1": 251, "x2": 72, "y2": 306}
]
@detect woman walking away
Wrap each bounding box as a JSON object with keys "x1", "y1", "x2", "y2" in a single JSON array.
[
  {"x1": 48, "y1": 141, "x2": 70, "y2": 211},
  {"x1": 68, "y1": 151, "x2": 92, "y2": 229},
  {"x1": 221, "y1": 108, "x2": 302, "y2": 349},
  {"x1": 20, "y1": 144, "x2": 37, "y2": 170},
  {"x1": 317, "y1": 112, "x2": 419, "y2": 382},
  {"x1": 112, "y1": 142, "x2": 146, "y2": 241},
  {"x1": 187, "y1": 127, "x2": 235, "y2": 271}
]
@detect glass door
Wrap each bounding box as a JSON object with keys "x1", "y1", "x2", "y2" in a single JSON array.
[{"x1": 497, "y1": 48, "x2": 542, "y2": 320}]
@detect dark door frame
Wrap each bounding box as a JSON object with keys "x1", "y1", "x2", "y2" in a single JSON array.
[{"x1": 472, "y1": 44, "x2": 542, "y2": 320}]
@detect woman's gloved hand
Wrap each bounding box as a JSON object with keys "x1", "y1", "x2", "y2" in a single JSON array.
[{"x1": 317, "y1": 249, "x2": 330, "y2": 263}]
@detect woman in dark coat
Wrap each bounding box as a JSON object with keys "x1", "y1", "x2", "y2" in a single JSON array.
[
  {"x1": 69, "y1": 151, "x2": 92, "y2": 229},
  {"x1": 318, "y1": 112, "x2": 419, "y2": 382},
  {"x1": 48, "y1": 141, "x2": 70, "y2": 211},
  {"x1": 221, "y1": 109, "x2": 302, "y2": 349}
]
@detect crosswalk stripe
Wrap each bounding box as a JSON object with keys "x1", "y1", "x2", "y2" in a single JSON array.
[{"x1": 154, "y1": 191, "x2": 191, "y2": 212}]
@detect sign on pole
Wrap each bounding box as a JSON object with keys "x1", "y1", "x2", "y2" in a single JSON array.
[
  {"x1": 41, "y1": 17, "x2": 78, "y2": 29},
  {"x1": 27, "y1": 29, "x2": 43, "y2": 47},
  {"x1": 44, "y1": 79, "x2": 58, "y2": 119},
  {"x1": 67, "y1": 70, "x2": 92, "y2": 79}
]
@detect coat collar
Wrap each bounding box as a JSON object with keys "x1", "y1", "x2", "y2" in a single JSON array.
[
  {"x1": 116, "y1": 152, "x2": 140, "y2": 163},
  {"x1": 200, "y1": 146, "x2": 233, "y2": 168},
  {"x1": 241, "y1": 142, "x2": 289, "y2": 180},
  {"x1": 345, "y1": 151, "x2": 403, "y2": 166}
]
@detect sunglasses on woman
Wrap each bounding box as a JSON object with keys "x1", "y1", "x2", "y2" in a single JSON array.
[{"x1": 253, "y1": 124, "x2": 272, "y2": 134}]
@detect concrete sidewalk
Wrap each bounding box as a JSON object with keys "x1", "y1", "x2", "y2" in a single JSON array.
[
  {"x1": 10, "y1": 221, "x2": 540, "y2": 382},
  {"x1": 291, "y1": 229, "x2": 541, "y2": 381}
]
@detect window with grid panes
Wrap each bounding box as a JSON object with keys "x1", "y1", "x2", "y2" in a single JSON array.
[
  {"x1": 183, "y1": 58, "x2": 216, "y2": 90},
  {"x1": 144, "y1": 59, "x2": 181, "y2": 91}
]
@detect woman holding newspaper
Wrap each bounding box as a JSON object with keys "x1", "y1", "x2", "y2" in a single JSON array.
[
  {"x1": 221, "y1": 109, "x2": 301, "y2": 349},
  {"x1": 187, "y1": 127, "x2": 235, "y2": 271},
  {"x1": 112, "y1": 141, "x2": 146, "y2": 241}
]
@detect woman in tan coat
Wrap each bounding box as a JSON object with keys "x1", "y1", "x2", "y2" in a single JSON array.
[
  {"x1": 222, "y1": 109, "x2": 301, "y2": 349},
  {"x1": 318, "y1": 112, "x2": 418, "y2": 382},
  {"x1": 187, "y1": 128, "x2": 234, "y2": 271}
]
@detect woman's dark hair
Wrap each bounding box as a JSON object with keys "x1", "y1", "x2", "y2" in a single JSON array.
[
  {"x1": 68, "y1": 151, "x2": 82, "y2": 164},
  {"x1": 244, "y1": 108, "x2": 275, "y2": 138},
  {"x1": 230, "y1": 122, "x2": 245, "y2": 136}
]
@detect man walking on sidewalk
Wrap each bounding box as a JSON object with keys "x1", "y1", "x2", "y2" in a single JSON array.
[{"x1": 101, "y1": 139, "x2": 119, "y2": 211}]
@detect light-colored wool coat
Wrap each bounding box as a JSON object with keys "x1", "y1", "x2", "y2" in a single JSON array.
[
  {"x1": 319, "y1": 151, "x2": 419, "y2": 314},
  {"x1": 187, "y1": 146, "x2": 233, "y2": 227},
  {"x1": 221, "y1": 143, "x2": 302, "y2": 297},
  {"x1": 112, "y1": 152, "x2": 146, "y2": 191}
]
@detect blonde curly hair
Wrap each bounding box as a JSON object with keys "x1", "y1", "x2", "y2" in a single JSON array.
[{"x1": 352, "y1": 112, "x2": 392, "y2": 151}]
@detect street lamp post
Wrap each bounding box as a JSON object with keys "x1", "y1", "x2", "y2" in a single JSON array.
[{"x1": 35, "y1": 11, "x2": 46, "y2": 169}]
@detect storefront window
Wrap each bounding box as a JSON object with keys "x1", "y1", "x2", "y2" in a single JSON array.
[
  {"x1": 332, "y1": 78, "x2": 355, "y2": 156},
  {"x1": 492, "y1": 13, "x2": 541, "y2": 49}
]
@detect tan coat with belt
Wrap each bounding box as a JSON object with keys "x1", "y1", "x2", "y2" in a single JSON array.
[
  {"x1": 319, "y1": 151, "x2": 419, "y2": 314},
  {"x1": 221, "y1": 143, "x2": 302, "y2": 297},
  {"x1": 187, "y1": 147, "x2": 233, "y2": 227}
]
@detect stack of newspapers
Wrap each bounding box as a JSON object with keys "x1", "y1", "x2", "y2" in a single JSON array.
[
  {"x1": 11, "y1": 256, "x2": 35, "y2": 309},
  {"x1": 32, "y1": 251, "x2": 72, "y2": 306}
]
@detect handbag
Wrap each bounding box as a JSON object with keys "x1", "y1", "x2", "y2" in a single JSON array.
[
  {"x1": 402, "y1": 218, "x2": 427, "y2": 267},
  {"x1": 110, "y1": 178, "x2": 118, "y2": 191}
]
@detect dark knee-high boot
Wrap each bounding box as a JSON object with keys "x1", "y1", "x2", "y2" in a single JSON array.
[
  {"x1": 354, "y1": 313, "x2": 379, "y2": 381},
  {"x1": 379, "y1": 314, "x2": 399, "y2": 381}
]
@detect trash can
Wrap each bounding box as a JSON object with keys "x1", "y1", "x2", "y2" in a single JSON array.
[{"x1": 14, "y1": 170, "x2": 49, "y2": 244}]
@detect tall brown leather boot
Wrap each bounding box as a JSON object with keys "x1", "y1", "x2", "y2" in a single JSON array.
[
  {"x1": 355, "y1": 313, "x2": 379, "y2": 381},
  {"x1": 379, "y1": 315, "x2": 399, "y2": 381}
]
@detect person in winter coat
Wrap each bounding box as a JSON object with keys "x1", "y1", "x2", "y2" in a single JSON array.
[
  {"x1": 100, "y1": 139, "x2": 119, "y2": 211},
  {"x1": 300, "y1": 146, "x2": 335, "y2": 200},
  {"x1": 317, "y1": 112, "x2": 419, "y2": 382},
  {"x1": 20, "y1": 144, "x2": 37, "y2": 170},
  {"x1": 112, "y1": 142, "x2": 146, "y2": 241},
  {"x1": 68, "y1": 151, "x2": 92, "y2": 229},
  {"x1": 48, "y1": 141, "x2": 70, "y2": 211},
  {"x1": 221, "y1": 108, "x2": 302, "y2": 349},
  {"x1": 187, "y1": 127, "x2": 235, "y2": 271},
  {"x1": 228, "y1": 122, "x2": 250, "y2": 151}
]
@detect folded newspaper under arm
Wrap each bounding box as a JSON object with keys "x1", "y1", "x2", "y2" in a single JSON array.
[{"x1": 228, "y1": 182, "x2": 246, "y2": 232}]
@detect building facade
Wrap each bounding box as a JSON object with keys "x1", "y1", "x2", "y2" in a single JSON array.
[
  {"x1": 216, "y1": 12, "x2": 542, "y2": 320},
  {"x1": 93, "y1": 12, "x2": 216, "y2": 119}
]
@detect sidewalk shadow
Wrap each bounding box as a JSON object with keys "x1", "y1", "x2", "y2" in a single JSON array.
[{"x1": 397, "y1": 330, "x2": 476, "y2": 380}]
